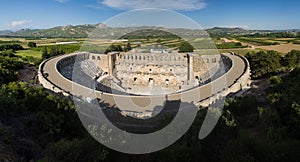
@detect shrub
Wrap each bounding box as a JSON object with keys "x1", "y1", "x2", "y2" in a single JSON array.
[{"x1": 269, "y1": 76, "x2": 281, "y2": 84}]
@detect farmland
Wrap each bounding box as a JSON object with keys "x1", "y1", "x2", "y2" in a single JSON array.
[{"x1": 256, "y1": 43, "x2": 300, "y2": 54}]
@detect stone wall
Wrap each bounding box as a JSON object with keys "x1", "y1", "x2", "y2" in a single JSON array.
[
  {"x1": 115, "y1": 52, "x2": 189, "y2": 88},
  {"x1": 38, "y1": 57, "x2": 70, "y2": 96},
  {"x1": 195, "y1": 53, "x2": 251, "y2": 107},
  {"x1": 89, "y1": 53, "x2": 110, "y2": 73}
]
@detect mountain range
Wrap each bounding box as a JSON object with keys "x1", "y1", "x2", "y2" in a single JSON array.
[{"x1": 0, "y1": 23, "x2": 298, "y2": 38}]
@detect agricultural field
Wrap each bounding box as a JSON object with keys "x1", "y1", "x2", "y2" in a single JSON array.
[
  {"x1": 2, "y1": 34, "x2": 300, "y2": 60},
  {"x1": 234, "y1": 37, "x2": 280, "y2": 46},
  {"x1": 215, "y1": 36, "x2": 300, "y2": 54},
  {"x1": 16, "y1": 49, "x2": 42, "y2": 59},
  {"x1": 0, "y1": 37, "x2": 85, "y2": 47},
  {"x1": 256, "y1": 43, "x2": 300, "y2": 54}
]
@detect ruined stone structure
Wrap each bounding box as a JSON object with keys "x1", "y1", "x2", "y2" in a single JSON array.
[
  {"x1": 38, "y1": 51, "x2": 251, "y2": 116},
  {"x1": 86, "y1": 51, "x2": 222, "y2": 94}
]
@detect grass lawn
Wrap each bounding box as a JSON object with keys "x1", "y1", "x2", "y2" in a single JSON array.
[{"x1": 16, "y1": 50, "x2": 42, "y2": 59}]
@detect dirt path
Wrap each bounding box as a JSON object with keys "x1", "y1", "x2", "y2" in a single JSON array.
[{"x1": 221, "y1": 37, "x2": 252, "y2": 47}]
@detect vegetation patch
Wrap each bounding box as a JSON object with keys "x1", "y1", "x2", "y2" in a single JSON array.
[{"x1": 236, "y1": 37, "x2": 280, "y2": 46}]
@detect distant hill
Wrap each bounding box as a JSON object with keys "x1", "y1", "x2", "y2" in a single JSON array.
[
  {"x1": 207, "y1": 27, "x2": 248, "y2": 35},
  {"x1": 0, "y1": 30, "x2": 13, "y2": 36},
  {"x1": 10, "y1": 24, "x2": 99, "y2": 38},
  {"x1": 206, "y1": 27, "x2": 273, "y2": 37},
  {"x1": 0, "y1": 23, "x2": 297, "y2": 38}
]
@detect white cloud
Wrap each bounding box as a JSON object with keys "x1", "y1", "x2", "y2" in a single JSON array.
[
  {"x1": 11, "y1": 20, "x2": 32, "y2": 28},
  {"x1": 100, "y1": 0, "x2": 206, "y2": 11}
]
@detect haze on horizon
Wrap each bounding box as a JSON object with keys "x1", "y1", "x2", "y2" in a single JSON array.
[{"x1": 0, "y1": 0, "x2": 299, "y2": 31}]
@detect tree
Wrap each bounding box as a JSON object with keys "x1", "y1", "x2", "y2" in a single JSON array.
[
  {"x1": 104, "y1": 44, "x2": 123, "y2": 54},
  {"x1": 50, "y1": 46, "x2": 59, "y2": 56},
  {"x1": 42, "y1": 46, "x2": 50, "y2": 60},
  {"x1": 296, "y1": 32, "x2": 300, "y2": 38},
  {"x1": 156, "y1": 39, "x2": 162, "y2": 44},
  {"x1": 28, "y1": 42, "x2": 37, "y2": 48},
  {"x1": 284, "y1": 50, "x2": 300, "y2": 68},
  {"x1": 179, "y1": 42, "x2": 194, "y2": 53},
  {"x1": 235, "y1": 42, "x2": 242, "y2": 46},
  {"x1": 269, "y1": 76, "x2": 281, "y2": 84},
  {"x1": 126, "y1": 42, "x2": 132, "y2": 51},
  {"x1": 1, "y1": 49, "x2": 16, "y2": 57},
  {"x1": 0, "y1": 56, "x2": 22, "y2": 84},
  {"x1": 246, "y1": 50, "x2": 282, "y2": 78}
]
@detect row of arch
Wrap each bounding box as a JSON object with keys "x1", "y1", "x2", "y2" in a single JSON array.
[
  {"x1": 91, "y1": 55, "x2": 101, "y2": 60},
  {"x1": 120, "y1": 54, "x2": 187, "y2": 62}
]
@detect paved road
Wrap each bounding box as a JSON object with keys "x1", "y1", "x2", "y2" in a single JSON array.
[{"x1": 41, "y1": 53, "x2": 247, "y2": 109}]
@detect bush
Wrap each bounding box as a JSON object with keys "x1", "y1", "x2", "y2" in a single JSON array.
[
  {"x1": 269, "y1": 76, "x2": 281, "y2": 84},
  {"x1": 179, "y1": 42, "x2": 194, "y2": 52},
  {"x1": 104, "y1": 44, "x2": 124, "y2": 54},
  {"x1": 28, "y1": 42, "x2": 37, "y2": 48},
  {"x1": 246, "y1": 50, "x2": 283, "y2": 78},
  {"x1": 283, "y1": 50, "x2": 300, "y2": 68},
  {"x1": 0, "y1": 56, "x2": 23, "y2": 84}
]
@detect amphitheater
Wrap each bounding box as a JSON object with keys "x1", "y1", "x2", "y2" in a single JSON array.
[{"x1": 38, "y1": 50, "x2": 251, "y2": 116}]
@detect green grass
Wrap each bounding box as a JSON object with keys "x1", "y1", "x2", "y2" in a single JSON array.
[{"x1": 16, "y1": 50, "x2": 42, "y2": 59}]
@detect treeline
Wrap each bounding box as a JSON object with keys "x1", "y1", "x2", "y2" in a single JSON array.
[
  {"x1": 29, "y1": 44, "x2": 82, "y2": 60},
  {"x1": 216, "y1": 42, "x2": 247, "y2": 49},
  {"x1": 246, "y1": 50, "x2": 300, "y2": 78},
  {"x1": 41, "y1": 46, "x2": 65, "y2": 59},
  {"x1": 236, "y1": 37, "x2": 280, "y2": 46},
  {"x1": 242, "y1": 32, "x2": 300, "y2": 38},
  {"x1": 104, "y1": 43, "x2": 132, "y2": 54},
  {"x1": 0, "y1": 44, "x2": 23, "y2": 51},
  {"x1": 289, "y1": 39, "x2": 300, "y2": 44},
  {"x1": 33, "y1": 44, "x2": 81, "y2": 54}
]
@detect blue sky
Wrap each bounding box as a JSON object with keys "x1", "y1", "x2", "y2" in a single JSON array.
[{"x1": 0, "y1": 0, "x2": 299, "y2": 30}]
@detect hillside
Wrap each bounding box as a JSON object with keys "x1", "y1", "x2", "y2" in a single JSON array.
[
  {"x1": 206, "y1": 27, "x2": 272, "y2": 37},
  {"x1": 10, "y1": 24, "x2": 98, "y2": 38},
  {"x1": 0, "y1": 24, "x2": 295, "y2": 38}
]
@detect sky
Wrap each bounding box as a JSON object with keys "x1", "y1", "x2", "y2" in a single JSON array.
[{"x1": 0, "y1": 0, "x2": 299, "y2": 30}]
